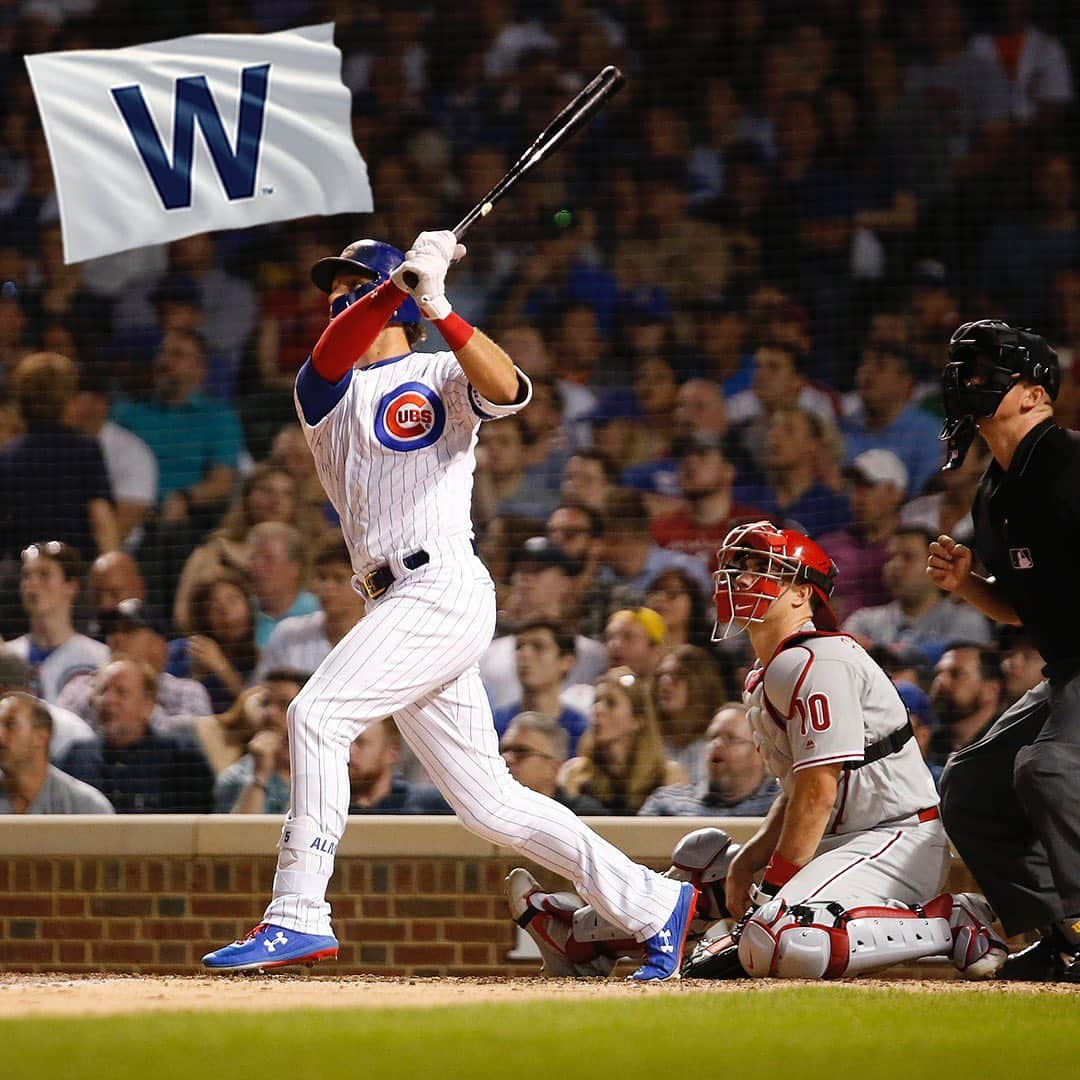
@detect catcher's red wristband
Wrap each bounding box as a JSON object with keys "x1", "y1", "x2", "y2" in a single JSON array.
[
  {"x1": 434, "y1": 312, "x2": 475, "y2": 352},
  {"x1": 762, "y1": 852, "x2": 801, "y2": 891},
  {"x1": 311, "y1": 280, "x2": 408, "y2": 380}
]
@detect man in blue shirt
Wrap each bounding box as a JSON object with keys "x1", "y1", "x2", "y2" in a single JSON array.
[
  {"x1": 840, "y1": 343, "x2": 943, "y2": 497},
  {"x1": 491, "y1": 621, "x2": 589, "y2": 755},
  {"x1": 112, "y1": 328, "x2": 243, "y2": 528}
]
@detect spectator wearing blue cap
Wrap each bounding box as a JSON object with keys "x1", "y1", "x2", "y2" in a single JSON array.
[
  {"x1": 870, "y1": 641, "x2": 941, "y2": 761},
  {"x1": 481, "y1": 538, "x2": 607, "y2": 714}
]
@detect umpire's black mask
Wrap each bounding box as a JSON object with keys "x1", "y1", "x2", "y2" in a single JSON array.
[{"x1": 939, "y1": 320, "x2": 1060, "y2": 471}]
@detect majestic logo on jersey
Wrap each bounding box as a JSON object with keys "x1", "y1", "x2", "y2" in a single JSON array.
[{"x1": 374, "y1": 381, "x2": 446, "y2": 451}]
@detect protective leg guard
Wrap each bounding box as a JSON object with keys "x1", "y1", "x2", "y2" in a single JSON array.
[
  {"x1": 923, "y1": 893, "x2": 1009, "y2": 980},
  {"x1": 505, "y1": 869, "x2": 617, "y2": 978},
  {"x1": 572, "y1": 904, "x2": 639, "y2": 947},
  {"x1": 739, "y1": 898, "x2": 954, "y2": 979}
]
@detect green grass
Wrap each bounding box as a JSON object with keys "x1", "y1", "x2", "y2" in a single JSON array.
[{"x1": 3, "y1": 989, "x2": 1078, "y2": 1080}]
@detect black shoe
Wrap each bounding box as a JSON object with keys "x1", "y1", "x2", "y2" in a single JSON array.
[
  {"x1": 999, "y1": 931, "x2": 1074, "y2": 982},
  {"x1": 1063, "y1": 953, "x2": 1080, "y2": 984}
]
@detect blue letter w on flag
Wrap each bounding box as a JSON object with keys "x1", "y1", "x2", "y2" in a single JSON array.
[{"x1": 112, "y1": 63, "x2": 270, "y2": 211}]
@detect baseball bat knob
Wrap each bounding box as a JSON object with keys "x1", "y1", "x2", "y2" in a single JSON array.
[{"x1": 402, "y1": 270, "x2": 419, "y2": 289}]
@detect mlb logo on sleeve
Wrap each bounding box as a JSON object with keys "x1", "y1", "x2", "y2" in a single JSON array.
[
  {"x1": 1009, "y1": 548, "x2": 1035, "y2": 570},
  {"x1": 374, "y1": 382, "x2": 446, "y2": 451}
]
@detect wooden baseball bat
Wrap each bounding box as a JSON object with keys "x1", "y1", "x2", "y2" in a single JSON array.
[{"x1": 401, "y1": 65, "x2": 625, "y2": 288}]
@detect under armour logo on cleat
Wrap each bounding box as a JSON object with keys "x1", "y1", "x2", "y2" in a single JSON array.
[
  {"x1": 658, "y1": 928, "x2": 674, "y2": 953},
  {"x1": 263, "y1": 932, "x2": 288, "y2": 953}
]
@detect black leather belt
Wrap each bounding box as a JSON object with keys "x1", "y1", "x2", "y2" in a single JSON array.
[{"x1": 359, "y1": 549, "x2": 430, "y2": 600}]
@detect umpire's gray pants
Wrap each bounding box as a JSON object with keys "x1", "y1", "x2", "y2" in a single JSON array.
[{"x1": 940, "y1": 673, "x2": 1080, "y2": 935}]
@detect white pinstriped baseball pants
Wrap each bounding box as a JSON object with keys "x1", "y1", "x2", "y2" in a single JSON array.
[{"x1": 263, "y1": 545, "x2": 682, "y2": 938}]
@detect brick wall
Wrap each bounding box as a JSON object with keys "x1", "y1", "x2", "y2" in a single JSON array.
[
  {"x1": 0, "y1": 817, "x2": 984, "y2": 975},
  {"x1": 0, "y1": 853, "x2": 587, "y2": 974}
]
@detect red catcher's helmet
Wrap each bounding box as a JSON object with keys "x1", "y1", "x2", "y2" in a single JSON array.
[{"x1": 713, "y1": 520, "x2": 838, "y2": 640}]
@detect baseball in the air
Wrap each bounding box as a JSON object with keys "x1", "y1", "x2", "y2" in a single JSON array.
[{"x1": 481, "y1": 202, "x2": 493, "y2": 216}]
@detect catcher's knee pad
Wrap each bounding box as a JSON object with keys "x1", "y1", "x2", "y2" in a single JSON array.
[{"x1": 739, "y1": 898, "x2": 953, "y2": 980}]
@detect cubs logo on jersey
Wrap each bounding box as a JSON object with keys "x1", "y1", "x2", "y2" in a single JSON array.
[{"x1": 374, "y1": 381, "x2": 446, "y2": 451}]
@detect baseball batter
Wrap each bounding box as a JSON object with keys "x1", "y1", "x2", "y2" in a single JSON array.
[
  {"x1": 202, "y1": 232, "x2": 695, "y2": 980},
  {"x1": 712, "y1": 520, "x2": 1006, "y2": 978}
]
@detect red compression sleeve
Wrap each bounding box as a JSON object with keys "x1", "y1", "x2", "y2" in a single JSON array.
[
  {"x1": 433, "y1": 312, "x2": 475, "y2": 352},
  {"x1": 310, "y1": 280, "x2": 408, "y2": 380}
]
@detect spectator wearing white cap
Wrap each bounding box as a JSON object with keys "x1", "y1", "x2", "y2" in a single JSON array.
[
  {"x1": 818, "y1": 449, "x2": 908, "y2": 622},
  {"x1": 840, "y1": 342, "x2": 944, "y2": 496}
]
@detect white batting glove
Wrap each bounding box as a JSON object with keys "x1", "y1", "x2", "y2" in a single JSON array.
[
  {"x1": 409, "y1": 229, "x2": 466, "y2": 265},
  {"x1": 391, "y1": 252, "x2": 452, "y2": 319},
  {"x1": 390, "y1": 231, "x2": 466, "y2": 320}
]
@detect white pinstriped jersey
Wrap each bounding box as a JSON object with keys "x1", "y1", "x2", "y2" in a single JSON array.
[
  {"x1": 295, "y1": 351, "x2": 531, "y2": 573},
  {"x1": 745, "y1": 627, "x2": 938, "y2": 835}
]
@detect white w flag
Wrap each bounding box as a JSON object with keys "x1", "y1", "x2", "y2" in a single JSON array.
[{"x1": 25, "y1": 22, "x2": 372, "y2": 264}]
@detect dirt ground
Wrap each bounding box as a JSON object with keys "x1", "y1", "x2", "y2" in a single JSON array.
[{"x1": 0, "y1": 973, "x2": 1076, "y2": 1017}]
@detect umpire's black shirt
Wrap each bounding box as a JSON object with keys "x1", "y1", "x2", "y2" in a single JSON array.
[{"x1": 972, "y1": 418, "x2": 1080, "y2": 682}]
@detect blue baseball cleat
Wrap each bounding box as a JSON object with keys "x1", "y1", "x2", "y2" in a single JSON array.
[
  {"x1": 202, "y1": 923, "x2": 339, "y2": 972},
  {"x1": 628, "y1": 882, "x2": 698, "y2": 983}
]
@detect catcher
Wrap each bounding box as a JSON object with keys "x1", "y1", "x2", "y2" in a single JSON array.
[{"x1": 509, "y1": 521, "x2": 1006, "y2": 980}]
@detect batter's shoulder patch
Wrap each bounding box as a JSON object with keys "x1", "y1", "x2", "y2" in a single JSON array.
[{"x1": 374, "y1": 381, "x2": 446, "y2": 451}]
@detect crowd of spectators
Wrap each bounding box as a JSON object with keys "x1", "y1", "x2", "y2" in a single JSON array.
[{"x1": 1, "y1": 1, "x2": 1077, "y2": 815}]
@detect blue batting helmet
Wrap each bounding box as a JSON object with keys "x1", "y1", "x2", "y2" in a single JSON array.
[{"x1": 310, "y1": 239, "x2": 421, "y2": 324}]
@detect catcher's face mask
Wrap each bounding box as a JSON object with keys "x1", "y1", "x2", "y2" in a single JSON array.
[
  {"x1": 712, "y1": 521, "x2": 837, "y2": 641},
  {"x1": 939, "y1": 321, "x2": 1060, "y2": 470}
]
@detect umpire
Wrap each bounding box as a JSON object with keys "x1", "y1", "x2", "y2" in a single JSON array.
[{"x1": 929, "y1": 320, "x2": 1080, "y2": 982}]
